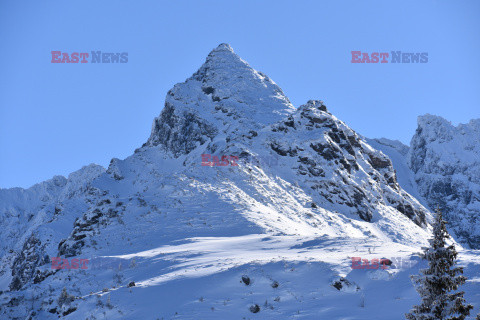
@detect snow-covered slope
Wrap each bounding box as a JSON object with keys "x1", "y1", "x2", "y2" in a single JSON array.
[{"x1": 1, "y1": 44, "x2": 478, "y2": 319}]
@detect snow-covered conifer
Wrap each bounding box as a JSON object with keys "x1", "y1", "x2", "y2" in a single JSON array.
[{"x1": 406, "y1": 208, "x2": 473, "y2": 320}]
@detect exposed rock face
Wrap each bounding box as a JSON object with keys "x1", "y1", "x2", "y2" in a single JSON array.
[
  {"x1": 408, "y1": 115, "x2": 480, "y2": 248},
  {"x1": 58, "y1": 194, "x2": 125, "y2": 258},
  {"x1": 9, "y1": 235, "x2": 48, "y2": 291},
  {"x1": 366, "y1": 138, "x2": 423, "y2": 204}
]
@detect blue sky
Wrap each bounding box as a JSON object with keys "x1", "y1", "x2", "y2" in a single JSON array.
[{"x1": 1, "y1": 0, "x2": 479, "y2": 189}]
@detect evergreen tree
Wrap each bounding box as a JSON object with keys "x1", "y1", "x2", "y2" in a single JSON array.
[{"x1": 406, "y1": 208, "x2": 473, "y2": 320}]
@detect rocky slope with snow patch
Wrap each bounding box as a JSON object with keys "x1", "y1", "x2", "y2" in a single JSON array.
[{"x1": 366, "y1": 138, "x2": 425, "y2": 205}]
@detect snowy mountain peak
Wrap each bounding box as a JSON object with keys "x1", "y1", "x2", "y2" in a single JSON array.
[
  {"x1": 417, "y1": 113, "x2": 451, "y2": 125},
  {"x1": 145, "y1": 43, "x2": 296, "y2": 156},
  {"x1": 415, "y1": 114, "x2": 456, "y2": 143},
  {"x1": 409, "y1": 115, "x2": 480, "y2": 248},
  {"x1": 209, "y1": 42, "x2": 235, "y2": 54}
]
